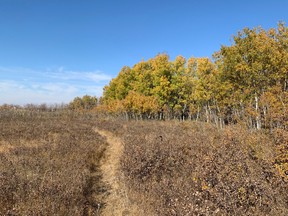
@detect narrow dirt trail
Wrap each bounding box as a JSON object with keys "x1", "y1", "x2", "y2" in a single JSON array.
[{"x1": 94, "y1": 128, "x2": 144, "y2": 216}]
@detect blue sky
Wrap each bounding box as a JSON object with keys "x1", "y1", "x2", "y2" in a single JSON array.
[{"x1": 1, "y1": 0, "x2": 288, "y2": 105}]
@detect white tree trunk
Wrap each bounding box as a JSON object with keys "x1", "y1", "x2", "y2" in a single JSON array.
[{"x1": 255, "y1": 95, "x2": 261, "y2": 130}]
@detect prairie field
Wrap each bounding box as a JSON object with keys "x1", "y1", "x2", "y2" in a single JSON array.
[
  {"x1": 0, "y1": 110, "x2": 108, "y2": 215},
  {"x1": 1, "y1": 3, "x2": 288, "y2": 216},
  {"x1": 0, "y1": 109, "x2": 287, "y2": 215}
]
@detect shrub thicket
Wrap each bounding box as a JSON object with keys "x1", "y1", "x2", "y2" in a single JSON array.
[{"x1": 118, "y1": 121, "x2": 288, "y2": 215}]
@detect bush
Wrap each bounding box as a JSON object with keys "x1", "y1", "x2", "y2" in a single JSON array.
[{"x1": 119, "y1": 121, "x2": 288, "y2": 215}]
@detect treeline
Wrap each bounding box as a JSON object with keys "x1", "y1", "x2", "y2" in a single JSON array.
[
  {"x1": 0, "y1": 95, "x2": 97, "y2": 112},
  {"x1": 98, "y1": 23, "x2": 287, "y2": 129},
  {"x1": 0, "y1": 103, "x2": 67, "y2": 112}
]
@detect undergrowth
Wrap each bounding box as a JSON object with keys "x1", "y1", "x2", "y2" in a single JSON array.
[
  {"x1": 1, "y1": 110, "x2": 287, "y2": 215},
  {"x1": 0, "y1": 110, "x2": 108, "y2": 215},
  {"x1": 114, "y1": 121, "x2": 288, "y2": 215}
]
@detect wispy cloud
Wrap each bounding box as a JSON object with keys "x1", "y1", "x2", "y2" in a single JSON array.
[
  {"x1": 0, "y1": 67, "x2": 112, "y2": 105},
  {"x1": 46, "y1": 69, "x2": 112, "y2": 83}
]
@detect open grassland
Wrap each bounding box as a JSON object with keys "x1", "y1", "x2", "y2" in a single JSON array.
[
  {"x1": 0, "y1": 110, "x2": 108, "y2": 215},
  {"x1": 1, "y1": 110, "x2": 287, "y2": 215}
]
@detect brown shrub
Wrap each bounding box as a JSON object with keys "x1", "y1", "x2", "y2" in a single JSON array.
[
  {"x1": 120, "y1": 121, "x2": 288, "y2": 215},
  {"x1": 272, "y1": 128, "x2": 288, "y2": 181}
]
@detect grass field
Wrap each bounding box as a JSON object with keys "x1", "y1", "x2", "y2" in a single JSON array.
[
  {"x1": 0, "y1": 110, "x2": 108, "y2": 215},
  {"x1": 1, "y1": 110, "x2": 287, "y2": 215}
]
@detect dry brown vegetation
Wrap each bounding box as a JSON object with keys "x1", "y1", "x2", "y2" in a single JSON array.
[
  {"x1": 1, "y1": 109, "x2": 287, "y2": 215},
  {"x1": 97, "y1": 120, "x2": 288, "y2": 215},
  {"x1": 0, "y1": 110, "x2": 108, "y2": 215},
  {"x1": 95, "y1": 121, "x2": 288, "y2": 215}
]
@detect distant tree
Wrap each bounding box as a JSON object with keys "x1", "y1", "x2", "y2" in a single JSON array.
[{"x1": 69, "y1": 95, "x2": 97, "y2": 111}]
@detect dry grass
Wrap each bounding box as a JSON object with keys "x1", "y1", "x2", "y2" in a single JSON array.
[
  {"x1": 0, "y1": 110, "x2": 108, "y2": 215},
  {"x1": 95, "y1": 128, "x2": 146, "y2": 216}
]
